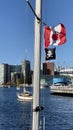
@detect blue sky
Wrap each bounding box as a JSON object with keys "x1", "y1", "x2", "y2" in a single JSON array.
[{"x1": 0, "y1": 0, "x2": 73, "y2": 69}]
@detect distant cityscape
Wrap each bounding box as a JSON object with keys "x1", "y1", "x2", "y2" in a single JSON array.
[
  {"x1": 0, "y1": 60, "x2": 32, "y2": 86},
  {"x1": 0, "y1": 60, "x2": 73, "y2": 86}
]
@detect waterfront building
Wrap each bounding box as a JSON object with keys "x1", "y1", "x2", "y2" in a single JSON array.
[
  {"x1": 10, "y1": 65, "x2": 22, "y2": 81},
  {"x1": 59, "y1": 67, "x2": 73, "y2": 77},
  {"x1": 5, "y1": 64, "x2": 10, "y2": 83},
  {"x1": 0, "y1": 64, "x2": 5, "y2": 84},
  {"x1": 22, "y1": 60, "x2": 31, "y2": 76},
  {"x1": 10, "y1": 65, "x2": 23, "y2": 84},
  {"x1": 0, "y1": 60, "x2": 32, "y2": 85},
  {"x1": 0, "y1": 63, "x2": 22, "y2": 84},
  {"x1": 11, "y1": 72, "x2": 23, "y2": 85},
  {"x1": 10, "y1": 65, "x2": 22, "y2": 73},
  {"x1": 0, "y1": 64, "x2": 9, "y2": 84},
  {"x1": 22, "y1": 60, "x2": 31, "y2": 84},
  {"x1": 54, "y1": 65, "x2": 73, "y2": 77},
  {"x1": 43, "y1": 62, "x2": 54, "y2": 75}
]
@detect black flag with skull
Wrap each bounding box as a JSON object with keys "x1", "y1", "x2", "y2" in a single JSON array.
[{"x1": 45, "y1": 48, "x2": 56, "y2": 60}]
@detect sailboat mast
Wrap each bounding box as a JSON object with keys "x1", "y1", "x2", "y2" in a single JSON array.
[{"x1": 32, "y1": 0, "x2": 42, "y2": 130}]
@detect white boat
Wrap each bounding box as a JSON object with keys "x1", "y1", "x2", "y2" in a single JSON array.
[
  {"x1": 50, "y1": 77, "x2": 73, "y2": 95},
  {"x1": 17, "y1": 87, "x2": 33, "y2": 100},
  {"x1": 17, "y1": 91, "x2": 32, "y2": 100},
  {"x1": 16, "y1": 87, "x2": 20, "y2": 90}
]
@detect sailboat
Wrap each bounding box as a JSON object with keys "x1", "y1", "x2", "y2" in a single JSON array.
[
  {"x1": 17, "y1": 71, "x2": 33, "y2": 100},
  {"x1": 17, "y1": 57, "x2": 33, "y2": 101},
  {"x1": 17, "y1": 87, "x2": 32, "y2": 100},
  {"x1": 17, "y1": 49, "x2": 33, "y2": 101},
  {"x1": 17, "y1": 72, "x2": 33, "y2": 101}
]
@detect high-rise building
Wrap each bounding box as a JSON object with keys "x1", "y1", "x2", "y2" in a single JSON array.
[
  {"x1": 0, "y1": 63, "x2": 22, "y2": 84},
  {"x1": 0, "y1": 64, "x2": 9, "y2": 84},
  {"x1": 0, "y1": 61, "x2": 31, "y2": 85},
  {"x1": 5, "y1": 64, "x2": 9, "y2": 83},
  {"x1": 0, "y1": 64, "x2": 5, "y2": 84},
  {"x1": 11, "y1": 72, "x2": 23, "y2": 84},
  {"x1": 22, "y1": 60, "x2": 31, "y2": 84},
  {"x1": 9, "y1": 65, "x2": 22, "y2": 83},
  {"x1": 10, "y1": 65, "x2": 21, "y2": 73},
  {"x1": 22, "y1": 60, "x2": 31, "y2": 77},
  {"x1": 43, "y1": 62, "x2": 54, "y2": 75}
]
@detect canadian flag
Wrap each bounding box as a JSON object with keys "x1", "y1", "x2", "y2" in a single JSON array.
[{"x1": 44, "y1": 23, "x2": 66, "y2": 48}]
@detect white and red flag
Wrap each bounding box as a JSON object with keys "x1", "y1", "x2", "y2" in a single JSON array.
[{"x1": 44, "y1": 23, "x2": 66, "y2": 48}]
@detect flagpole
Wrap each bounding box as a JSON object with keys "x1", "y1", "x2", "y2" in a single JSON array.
[{"x1": 32, "y1": 0, "x2": 42, "y2": 130}]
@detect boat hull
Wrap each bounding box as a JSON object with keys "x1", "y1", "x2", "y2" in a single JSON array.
[
  {"x1": 50, "y1": 84, "x2": 73, "y2": 96},
  {"x1": 17, "y1": 93, "x2": 33, "y2": 100}
]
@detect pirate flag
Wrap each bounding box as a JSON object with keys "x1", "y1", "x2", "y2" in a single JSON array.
[{"x1": 45, "y1": 48, "x2": 56, "y2": 60}]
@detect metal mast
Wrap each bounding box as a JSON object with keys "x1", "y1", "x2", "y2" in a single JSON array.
[{"x1": 32, "y1": 0, "x2": 42, "y2": 130}]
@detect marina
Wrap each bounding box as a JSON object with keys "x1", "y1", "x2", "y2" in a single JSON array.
[
  {"x1": 0, "y1": 87, "x2": 73, "y2": 130},
  {"x1": 0, "y1": 0, "x2": 73, "y2": 130}
]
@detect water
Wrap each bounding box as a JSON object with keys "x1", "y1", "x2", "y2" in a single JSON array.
[{"x1": 0, "y1": 87, "x2": 73, "y2": 130}]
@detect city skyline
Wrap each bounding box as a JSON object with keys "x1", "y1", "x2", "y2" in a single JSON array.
[{"x1": 0, "y1": 0, "x2": 73, "y2": 69}]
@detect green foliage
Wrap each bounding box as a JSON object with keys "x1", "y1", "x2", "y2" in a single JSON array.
[{"x1": 25, "y1": 75, "x2": 32, "y2": 84}]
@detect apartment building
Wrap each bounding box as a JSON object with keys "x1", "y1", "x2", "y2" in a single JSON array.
[
  {"x1": 22, "y1": 60, "x2": 31, "y2": 77},
  {"x1": 0, "y1": 61, "x2": 31, "y2": 84},
  {"x1": 0, "y1": 64, "x2": 9, "y2": 84},
  {"x1": 43, "y1": 62, "x2": 54, "y2": 75},
  {"x1": 0, "y1": 63, "x2": 22, "y2": 84}
]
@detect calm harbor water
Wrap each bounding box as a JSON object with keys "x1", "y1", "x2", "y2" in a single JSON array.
[{"x1": 0, "y1": 87, "x2": 73, "y2": 130}]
